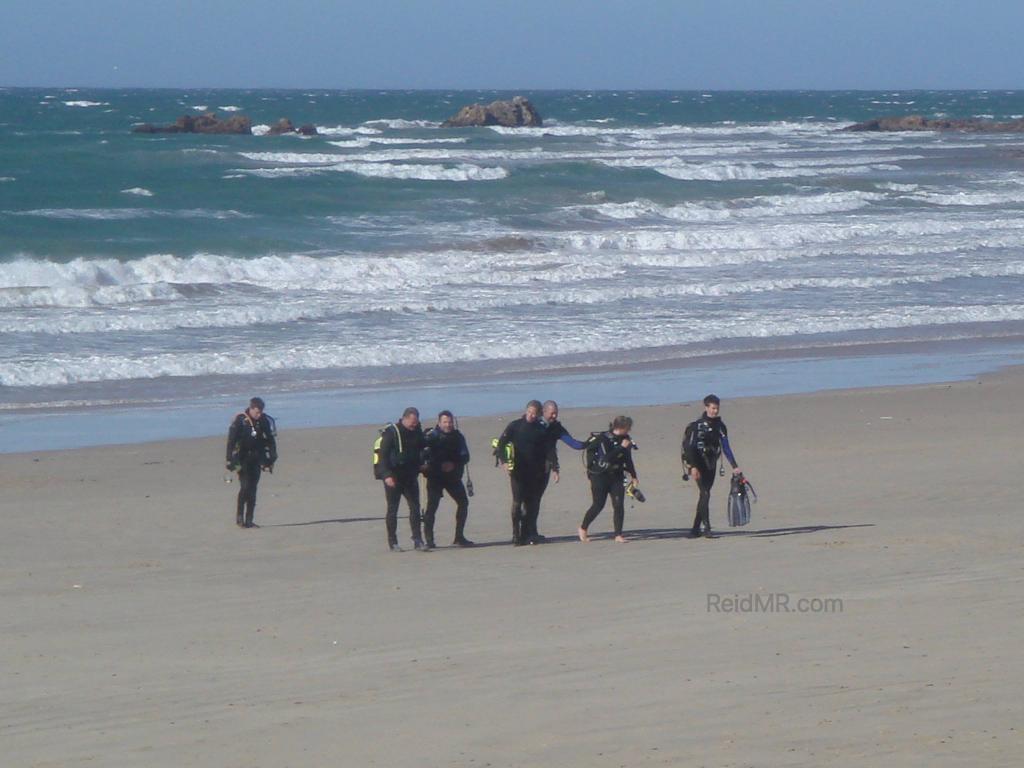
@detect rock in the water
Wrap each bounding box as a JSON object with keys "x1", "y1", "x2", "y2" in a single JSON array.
[
  {"x1": 133, "y1": 112, "x2": 253, "y2": 135},
  {"x1": 844, "y1": 115, "x2": 1024, "y2": 133},
  {"x1": 442, "y1": 96, "x2": 542, "y2": 128},
  {"x1": 264, "y1": 118, "x2": 319, "y2": 136},
  {"x1": 267, "y1": 118, "x2": 296, "y2": 135}
]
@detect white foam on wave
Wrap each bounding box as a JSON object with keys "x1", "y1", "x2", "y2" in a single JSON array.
[
  {"x1": 327, "y1": 137, "x2": 468, "y2": 148},
  {"x1": 63, "y1": 100, "x2": 108, "y2": 108},
  {"x1": 218, "y1": 105, "x2": 243, "y2": 112},
  {"x1": 877, "y1": 182, "x2": 919, "y2": 192},
  {"x1": 241, "y1": 148, "x2": 541, "y2": 165},
  {"x1": 7, "y1": 300, "x2": 1024, "y2": 388},
  {"x1": 238, "y1": 161, "x2": 508, "y2": 182},
  {"x1": 490, "y1": 120, "x2": 839, "y2": 139},
  {"x1": 9, "y1": 226, "x2": 1024, "y2": 312},
  {"x1": 0, "y1": 282, "x2": 184, "y2": 309},
  {"x1": 582, "y1": 191, "x2": 885, "y2": 223},
  {"x1": 191, "y1": 105, "x2": 208, "y2": 111},
  {"x1": 251, "y1": 124, "x2": 271, "y2": 136},
  {"x1": 910, "y1": 188, "x2": 1024, "y2": 207},
  {"x1": 0, "y1": 249, "x2": 533, "y2": 299},
  {"x1": 0, "y1": 176, "x2": 14, "y2": 182},
  {"x1": 0, "y1": 293, "x2": 337, "y2": 330},
  {"x1": 316, "y1": 125, "x2": 384, "y2": 137},
  {"x1": 561, "y1": 214, "x2": 1024, "y2": 257},
  {"x1": 362, "y1": 118, "x2": 440, "y2": 129},
  {"x1": 6, "y1": 208, "x2": 250, "y2": 221},
  {"x1": 600, "y1": 156, "x2": 904, "y2": 181},
  {"x1": 238, "y1": 143, "x2": 917, "y2": 174},
  {"x1": 236, "y1": 149, "x2": 509, "y2": 180},
  {"x1": 59, "y1": 258, "x2": 1013, "y2": 321},
  {"x1": 120, "y1": 187, "x2": 154, "y2": 197}
]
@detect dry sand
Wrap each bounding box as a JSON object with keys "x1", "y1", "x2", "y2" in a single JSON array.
[{"x1": 3, "y1": 371, "x2": 1023, "y2": 767}]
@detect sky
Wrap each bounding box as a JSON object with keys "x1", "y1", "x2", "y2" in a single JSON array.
[{"x1": 2, "y1": 0, "x2": 1022, "y2": 90}]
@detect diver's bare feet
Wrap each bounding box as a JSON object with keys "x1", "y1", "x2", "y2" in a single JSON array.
[
  {"x1": 578, "y1": 527, "x2": 590, "y2": 543},
  {"x1": 614, "y1": 534, "x2": 628, "y2": 543}
]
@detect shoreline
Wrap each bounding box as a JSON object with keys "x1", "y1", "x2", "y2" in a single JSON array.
[{"x1": 4, "y1": 334, "x2": 1024, "y2": 454}]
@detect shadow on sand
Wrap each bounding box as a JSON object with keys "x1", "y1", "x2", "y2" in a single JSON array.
[
  {"x1": 265, "y1": 516, "x2": 385, "y2": 528},
  {"x1": 622, "y1": 523, "x2": 875, "y2": 541},
  {"x1": 262, "y1": 520, "x2": 874, "y2": 546},
  {"x1": 398, "y1": 524, "x2": 877, "y2": 549}
]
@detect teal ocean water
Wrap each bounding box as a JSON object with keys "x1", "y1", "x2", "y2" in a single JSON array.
[{"x1": 3, "y1": 88, "x2": 1024, "y2": 429}]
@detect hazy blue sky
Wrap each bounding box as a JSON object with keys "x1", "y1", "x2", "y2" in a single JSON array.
[{"x1": 2, "y1": 0, "x2": 1022, "y2": 89}]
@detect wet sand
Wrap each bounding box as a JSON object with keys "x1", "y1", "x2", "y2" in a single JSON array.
[{"x1": 3, "y1": 371, "x2": 1023, "y2": 766}]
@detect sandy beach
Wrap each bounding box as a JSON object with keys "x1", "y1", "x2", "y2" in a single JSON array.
[{"x1": 4, "y1": 371, "x2": 1023, "y2": 767}]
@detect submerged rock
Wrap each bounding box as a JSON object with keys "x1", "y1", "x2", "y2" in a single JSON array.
[
  {"x1": 844, "y1": 115, "x2": 1024, "y2": 133},
  {"x1": 442, "y1": 96, "x2": 542, "y2": 128}
]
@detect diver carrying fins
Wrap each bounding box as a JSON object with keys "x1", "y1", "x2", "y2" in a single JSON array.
[{"x1": 681, "y1": 393, "x2": 743, "y2": 539}]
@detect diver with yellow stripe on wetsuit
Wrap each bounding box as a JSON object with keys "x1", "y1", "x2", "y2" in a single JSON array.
[{"x1": 495, "y1": 400, "x2": 553, "y2": 546}]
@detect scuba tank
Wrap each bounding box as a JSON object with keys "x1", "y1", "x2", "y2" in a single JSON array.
[
  {"x1": 452, "y1": 415, "x2": 474, "y2": 497},
  {"x1": 727, "y1": 472, "x2": 756, "y2": 527},
  {"x1": 373, "y1": 423, "x2": 399, "y2": 479},
  {"x1": 583, "y1": 431, "x2": 611, "y2": 473},
  {"x1": 491, "y1": 437, "x2": 515, "y2": 470}
]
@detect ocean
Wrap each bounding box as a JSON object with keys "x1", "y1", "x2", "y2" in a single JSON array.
[{"x1": 3, "y1": 88, "x2": 1024, "y2": 449}]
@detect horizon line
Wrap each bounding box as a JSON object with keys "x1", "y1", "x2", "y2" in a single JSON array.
[{"x1": 3, "y1": 84, "x2": 1021, "y2": 93}]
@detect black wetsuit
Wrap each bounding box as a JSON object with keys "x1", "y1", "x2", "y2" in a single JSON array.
[
  {"x1": 422, "y1": 426, "x2": 471, "y2": 545},
  {"x1": 497, "y1": 417, "x2": 553, "y2": 545},
  {"x1": 226, "y1": 412, "x2": 278, "y2": 527},
  {"x1": 536, "y1": 420, "x2": 584, "y2": 536},
  {"x1": 378, "y1": 422, "x2": 426, "y2": 547},
  {"x1": 682, "y1": 414, "x2": 737, "y2": 534},
  {"x1": 581, "y1": 432, "x2": 637, "y2": 536}
]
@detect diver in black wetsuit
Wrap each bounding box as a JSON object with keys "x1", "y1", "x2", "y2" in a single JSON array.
[
  {"x1": 496, "y1": 400, "x2": 552, "y2": 546},
  {"x1": 578, "y1": 415, "x2": 638, "y2": 543},
  {"x1": 377, "y1": 407, "x2": 428, "y2": 552},
  {"x1": 535, "y1": 400, "x2": 585, "y2": 541},
  {"x1": 682, "y1": 394, "x2": 741, "y2": 539},
  {"x1": 422, "y1": 410, "x2": 473, "y2": 548},
  {"x1": 226, "y1": 397, "x2": 278, "y2": 528}
]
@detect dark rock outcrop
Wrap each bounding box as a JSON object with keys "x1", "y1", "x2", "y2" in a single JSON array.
[
  {"x1": 266, "y1": 118, "x2": 319, "y2": 136},
  {"x1": 267, "y1": 118, "x2": 297, "y2": 135},
  {"x1": 133, "y1": 112, "x2": 253, "y2": 135},
  {"x1": 442, "y1": 96, "x2": 542, "y2": 128},
  {"x1": 844, "y1": 115, "x2": 1024, "y2": 133}
]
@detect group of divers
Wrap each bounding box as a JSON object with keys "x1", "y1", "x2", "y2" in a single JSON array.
[{"x1": 226, "y1": 394, "x2": 755, "y2": 550}]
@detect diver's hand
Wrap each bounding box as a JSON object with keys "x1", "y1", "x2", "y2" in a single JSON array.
[
  {"x1": 689, "y1": 467, "x2": 702, "y2": 482},
  {"x1": 384, "y1": 476, "x2": 397, "y2": 488},
  {"x1": 552, "y1": 470, "x2": 560, "y2": 484},
  {"x1": 732, "y1": 467, "x2": 742, "y2": 476},
  {"x1": 621, "y1": 438, "x2": 631, "y2": 449}
]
